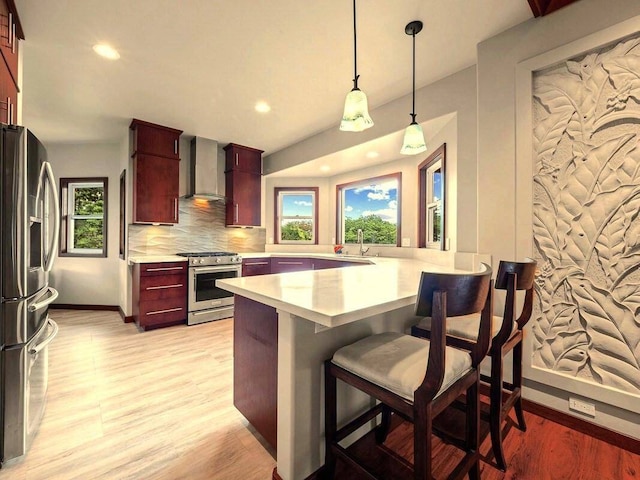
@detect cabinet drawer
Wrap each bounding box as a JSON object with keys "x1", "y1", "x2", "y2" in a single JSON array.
[
  {"x1": 139, "y1": 274, "x2": 187, "y2": 301},
  {"x1": 270, "y1": 257, "x2": 312, "y2": 273},
  {"x1": 140, "y1": 262, "x2": 187, "y2": 276},
  {"x1": 139, "y1": 297, "x2": 186, "y2": 322},
  {"x1": 242, "y1": 258, "x2": 271, "y2": 276}
]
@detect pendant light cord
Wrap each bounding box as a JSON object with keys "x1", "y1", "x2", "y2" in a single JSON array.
[
  {"x1": 411, "y1": 30, "x2": 416, "y2": 123},
  {"x1": 352, "y1": 0, "x2": 359, "y2": 89}
]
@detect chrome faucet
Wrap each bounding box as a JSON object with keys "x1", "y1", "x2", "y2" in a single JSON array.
[{"x1": 357, "y1": 229, "x2": 369, "y2": 256}]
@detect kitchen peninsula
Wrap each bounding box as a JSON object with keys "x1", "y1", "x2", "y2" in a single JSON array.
[{"x1": 217, "y1": 255, "x2": 461, "y2": 480}]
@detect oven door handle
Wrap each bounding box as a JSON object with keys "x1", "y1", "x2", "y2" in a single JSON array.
[{"x1": 192, "y1": 266, "x2": 241, "y2": 274}]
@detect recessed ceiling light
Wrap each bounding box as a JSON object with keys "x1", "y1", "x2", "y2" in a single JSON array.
[
  {"x1": 320, "y1": 165, "x2": 331, "y2": 172},
  {"x1": 93, "y1": 44, "x2": 120, "y2": 60},
  {"x1": 366, "y1": 151, "x2": 379, "y2": 159},
  {"x1": 255, "y1": 101, "x2": 271, "y2": 113}
]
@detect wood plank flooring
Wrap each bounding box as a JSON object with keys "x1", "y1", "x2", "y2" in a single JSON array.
[
  {"x1": 0, "y1": 309, "x2": 638, "y2": 479},
  {"x1": 0, "y1": 310, "x2": 276, "y2": 480}
]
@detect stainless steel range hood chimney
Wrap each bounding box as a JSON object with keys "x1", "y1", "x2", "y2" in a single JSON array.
[{"x1": 187, "y1": 136, "x2": 226, "y2": 201}]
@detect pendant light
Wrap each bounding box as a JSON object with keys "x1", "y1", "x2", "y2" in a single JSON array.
[
  {"x1": 400, "y1": 20, "x2": 427, "y2": 155},
  {"x1": 340, "y1": 0, "x2": 374, "y2": 132}
]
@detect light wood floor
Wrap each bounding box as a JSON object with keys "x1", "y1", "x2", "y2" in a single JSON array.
[{"x1": 0, "y1": 310, "x2": 276, "y2": 480}]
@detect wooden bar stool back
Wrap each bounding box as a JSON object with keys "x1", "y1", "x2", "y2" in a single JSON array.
[
  {"x1": 323, "y1": 264, "x2": 493, "y2": 480},
  {"x1": 411, "y1": 259, "x2": 537, "y2": 471}
]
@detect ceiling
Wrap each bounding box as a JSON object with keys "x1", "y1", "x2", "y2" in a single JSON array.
[{"x1": 16, "y1": 1, "x2": 534, "y2": 156}]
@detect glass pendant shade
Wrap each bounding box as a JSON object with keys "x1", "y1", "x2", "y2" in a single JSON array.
[
  {"x1": 340, "y1": 88, "x2": 374, "y2": 132},
  {"x1": 400, "y1": 122, "x2": 427, "y2": 155}
]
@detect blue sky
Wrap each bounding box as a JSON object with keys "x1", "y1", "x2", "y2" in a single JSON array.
[
  {"x1": 344, "y1": 179, "x2": 398, "y2": 224},
  {"x1": 281, "y1": 193, "x2": 313, "y2": 217}
]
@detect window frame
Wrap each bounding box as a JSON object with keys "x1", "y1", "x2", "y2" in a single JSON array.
[
  {"x1": 418, "y1": 144, "x2": 446, "y2": 250},
  {"x1": 59, "y1": 177, "x2": 108, "y2": 258},
  {"x1": 274, "y1": 187, "x2": 319, "y2": 245},
  {"x1": 336, "y1": 172, "x2": 402, "y2": 247}
]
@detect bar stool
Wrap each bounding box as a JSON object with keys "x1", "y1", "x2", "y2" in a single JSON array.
[
  {"x1": 411, "y1": 259, "x2": 536, "y2": 471},
  {"x1": 323, "y1": 265, "x2": 493, "y2": 480}
]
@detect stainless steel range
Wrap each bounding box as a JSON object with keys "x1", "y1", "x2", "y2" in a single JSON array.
[{"x1": 176, "y1": 252, "x2": 242, "y2": 325}]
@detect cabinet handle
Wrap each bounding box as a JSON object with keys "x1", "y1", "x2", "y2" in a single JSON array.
[
  {"x1": 245, "y1": 261, "x2": 269, "y2": 266},
  {"x1": 235, "y1": 203, "x2": 239, "y2": 223},
  {"x1": 174, "y1": 198, "x2": 178, "y2": 222},
  {"x1": 146, "y1": 266, "x2": 184, "y2": 272},
  {"x1": 9, "y1": 99, "x2": 12, "y2": 125},
  {"x1": 174, "y1": 139, "x2": 178, "y2": 155},
  {"x1": 146, "y1": 284, "x2": 183, "y2": 290},
  {"x1": 235, "y1": 153, "x2": 239, "y2": 166},
  {"x1": 277, "y1": 261, "x2": 304, "y2": 265},
  {"x1": 146, "y1": 307, "x2": 183, "y2": 316},
  {"x1": 11, "y1": 22, "x2": 15, "y2": 53},
  {"x1": 6, "y1": 97, "x2": 10, "y2": 124},
  {"x1": 7, "y1": 13, "x2": 11, "y2": 47}
]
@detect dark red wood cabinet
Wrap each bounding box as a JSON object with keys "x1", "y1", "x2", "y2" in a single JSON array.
[
  {"x1": 241, "y1": 257, "x2": 271, "y2": 276},
  {"x1": 233, "y1": 295, "x2": 278, "y2": 449},
  {"x1": 130, "y1": 119, "x2": 183, "y2": 224},
  {"x1": 224, "y1": 143, "x2": 263, "y2": 227},
  {"x1": 270, "y1": 257, "x2": 313, "y2": 273},
  {"x1": 132, "y1": 261, "x2": 187, "y2": 330},
  {"x1": 0, "y1": 0, "x2": 21, "y2": 126}
]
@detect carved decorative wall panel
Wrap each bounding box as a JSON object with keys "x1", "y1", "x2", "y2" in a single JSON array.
[{"x1": 532, "y1": 34, "x2": 640, "y2": 395}]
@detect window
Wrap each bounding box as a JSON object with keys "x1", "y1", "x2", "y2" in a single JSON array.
[
  {"x1": 419, "y1": 144, "x2": 446, "y2": 249},
  {"x1": 275, "y1": 187, "x2": 318, "y2": 244},
  {"x1": 337, "y1": 173, "x2": 401, "y2": 246},
  {"x1": 60, "y1": 177, "x2": 108, "y2": 257}
]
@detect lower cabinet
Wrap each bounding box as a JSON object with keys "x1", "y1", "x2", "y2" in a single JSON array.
[
  {"x1": 132, "y1": 262, "x2": 187, "y2": 330},
  {"x1": 233, "y1": 295, "x2": 278, "y2": 449},
  {"x1": 241, "y1": 258, "x2": 271, "y2": 277},
  {"x1": 270, "y1": 257, "x2": 312, "y2": 273}
]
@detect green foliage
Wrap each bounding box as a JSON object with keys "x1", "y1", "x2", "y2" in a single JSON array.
[
  {"x1": 281, "y1": 220, "x2": 313, "y2": 241},
  {"x1": 73, "y1": 186, "x2": 104, "y2": 250},
  {"x1": 344, "y1": 215, "x2": 396, "y2": 244}
]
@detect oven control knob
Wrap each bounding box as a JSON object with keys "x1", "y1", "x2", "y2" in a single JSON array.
[
  {"x1": 216, "y1": 258, "x2": 222, "y2": 263},
  {"x1": 199, "y1": 259, "x2": 204, "y2": 264}
]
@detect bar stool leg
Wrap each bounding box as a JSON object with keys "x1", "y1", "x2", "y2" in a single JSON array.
[
  {"x1": 467, "y1": 379, "x2": 481, "y2": 480},
  {"x1": 323, "y1": 361, "x2": 337, "y2": 479},
  {"x1": 376, "y1": 404, "x2": 392, "y2": 444},
  {"x1": 490, "y1": 351, "x2": 507, "y2": 471},
  {"x1": 513, "y1": 340, "x2": 526, "y2": 431},
  {"x1": 413, "y1": 401, "x2": 433, "y2": 480}
]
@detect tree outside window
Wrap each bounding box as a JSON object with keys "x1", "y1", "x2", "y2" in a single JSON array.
[
  {"x1": 275, "y1": 187, "x2": 318, "y2": 244},
  {"x1": 60, "y1": 177, "x2": 108, "y2": 257},
  {"x1": 337, "y1": 173, "x2": 401, "y2": 246}
]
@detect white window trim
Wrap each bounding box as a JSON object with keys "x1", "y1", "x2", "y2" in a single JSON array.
[
  {"x1": 276, "y1": 189, "x2": 316, "y2": 244},
  {"x1": 425, "y1": 160, "x2": 443, "y2": 249},
  {"x1": 67, "y1": 181, "x2": 105, "y2": 254}
]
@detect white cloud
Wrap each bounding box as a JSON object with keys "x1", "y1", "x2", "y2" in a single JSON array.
[
  {"x1": 344, "y1": 205, "x2": 353, "y2": 212},
  {"x1": 362, "y1": 208, "x2": 398, "y2": 224},
  {"x1": 294, "y1": 200, "x2": 312, "y2": 207},
  {"x1": 353, "y1": 179, "x2": 398, "y2": 202},
  {"x1": 388, "y1": 200, "x2": 397, "y2": 209},
  {"x1": 367, "y1": 191, "x2": 389, "y2": 201}
]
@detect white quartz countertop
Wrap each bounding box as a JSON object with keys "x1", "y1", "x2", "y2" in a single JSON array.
[
  {"x1": 217, "y1": 257, "x2": 461, "y2": 328},
  {"x1": 128, "y1": 255, "x2": 188, "y2": 264}
]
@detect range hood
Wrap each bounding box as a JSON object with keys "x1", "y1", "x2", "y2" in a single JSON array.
[{"x1": 187, "y1": 136, "x2": 226, "y2": 201}]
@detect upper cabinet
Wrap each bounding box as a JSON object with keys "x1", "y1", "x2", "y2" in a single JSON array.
[
  {"x1": 224, "y1": 143, "x2": 263, "y2": 227},
  {"x1": 0, "y1": 0, "x2": 22, "y2": 125},
  {"x1": 130, "y1": 119, "x2": 183, "y2": 224}
]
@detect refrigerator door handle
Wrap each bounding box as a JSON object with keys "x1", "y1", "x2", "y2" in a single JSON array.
[
  {"x1": 42, "y1": 161, "x2": 60, "y2": 272},
  {"x1": 28, "y1": 286, "x2": 59, "y2": 312},
  {"x1": 29, "y1": 317, "x2": 59, "y2": 355}
]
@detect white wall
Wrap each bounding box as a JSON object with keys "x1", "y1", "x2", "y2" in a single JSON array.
[
  {"x1": 48, "y1": 141, "x2": 124, "y2": 306},
  {"x1": 477, "y1": 0, "x2": 640, "y2": 437},
  {"x1": 265, "y1": 66, "x2": 478, "y2": 256}
]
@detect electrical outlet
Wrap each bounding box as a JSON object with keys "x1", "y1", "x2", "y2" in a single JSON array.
[{"x1": 569, "y1": 397, "x2": 596, "y2": 417}]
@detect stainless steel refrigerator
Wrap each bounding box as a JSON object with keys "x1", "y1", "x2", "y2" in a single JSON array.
[{"x1": 1, "y1": 124, "x2": 60, "y2": 465}]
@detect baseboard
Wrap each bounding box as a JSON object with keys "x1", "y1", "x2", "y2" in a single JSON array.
[
  {"x1": 118, "y1": 306, "x2": 134, "y2": 323},
  {"x1": 50, "y1": 304, "x2": 119, "y2": 311},
  {"x1": 521, "y1": 398, "x2": 640, "y2": 455},
  {"x1": 273, "y1": 467, "x2": 322, "y2": 480}
]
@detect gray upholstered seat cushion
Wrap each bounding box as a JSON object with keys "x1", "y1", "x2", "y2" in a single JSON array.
[
  {"x1": 415, "y1": 313, "x2": 516, "y2": 341},
  {"x1": 332, "y1": 332, "x2": 472, "y2": 402}
]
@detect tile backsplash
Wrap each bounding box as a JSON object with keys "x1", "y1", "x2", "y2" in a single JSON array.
[{"x1": 128, "y1": 198, "x2": 266, "y2": 256}]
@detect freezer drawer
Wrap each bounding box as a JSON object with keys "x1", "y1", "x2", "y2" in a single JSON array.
[
  {"x1": 2, "y1": 315, "x2": 58, "y2": 465},
  {"x1": 2, "y1": 286, "x2": 58, "y2": 346}
]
